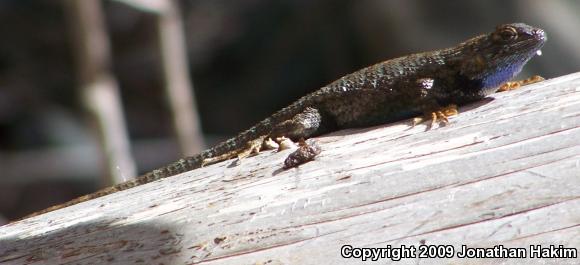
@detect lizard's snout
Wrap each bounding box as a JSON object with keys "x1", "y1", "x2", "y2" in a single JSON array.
[{"x1": 532, "y1": 28, "x2": 547, "y2": 42}]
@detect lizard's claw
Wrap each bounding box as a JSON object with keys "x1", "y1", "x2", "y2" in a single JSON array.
[
  {"x1": 498, "y1": 75, "x2": 544, "y2": 92},
  {"x1": 412, "y1": 104, "x2": 458, "y2": 128}
]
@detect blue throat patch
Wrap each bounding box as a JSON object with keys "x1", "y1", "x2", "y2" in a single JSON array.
[{"x1": 481, "y1": 61, "x2": 524, "y2": 90}]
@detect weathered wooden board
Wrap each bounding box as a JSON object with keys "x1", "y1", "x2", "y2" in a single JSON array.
[{"x1": 1, "y1": 73, "x2": 580, "y2": 265}]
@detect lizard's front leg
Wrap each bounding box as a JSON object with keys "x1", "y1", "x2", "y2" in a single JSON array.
[
  {"x1": 411, "y1": 75, "x2": 544, "y2": 128},
  {"x1": 404, "y1": 78, "x2": 460, "y2": 128}
]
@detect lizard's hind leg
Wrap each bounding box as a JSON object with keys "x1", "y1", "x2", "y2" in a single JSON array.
[
  {"x1": 201, "y1": 135, "x2": 267, "y2": 166},
  {"x1": 270, "y1": 107, "x2": 329, "y2": 168},
  {"x1": 269, "y1": 107, "x2": 326, "y2": 140},
  {"x1": 203, "y1": 107, "x2": 328, "y2": 168}
]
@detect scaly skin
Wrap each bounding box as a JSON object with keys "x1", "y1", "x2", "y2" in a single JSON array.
[{"x1": 22, "y1": 23, "x2": 546, "y2": 220}]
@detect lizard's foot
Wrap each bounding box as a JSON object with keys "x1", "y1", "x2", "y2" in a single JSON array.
[
  {"x1": 412, "y1": 104, "x2": 458, "y2": 128},
  {"x1": 283, "y1": 139, "x2": 321, "y2": 169},
  {"x1": 201, "y1": 151, "x2": 236, "y2": 167},
  {"x1": 262, "y1": 137, "x2": 279, "y2": 150},
  {"x1": 262, "y1": 136, "x2": 301, "y2": 152},
  {"x1": 261, "y1": 136, "x2": 298, "y2": 151},
  {"x1": 498, "y1": 75, "x2": 544, "y2": 92},
  {"x1": 275, "y1": 136, "x2": 298, "y2": 151},
  {"x1": 236, "y1": 136, "x2": 265, "y2": 160},
  {"x1": 201, "y1": 136, "x2": 267, "y2": 167}
]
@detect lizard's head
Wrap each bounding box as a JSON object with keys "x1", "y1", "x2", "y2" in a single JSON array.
[{"x1": 453, "y1": 23, "x2": 546, "y2": 90}]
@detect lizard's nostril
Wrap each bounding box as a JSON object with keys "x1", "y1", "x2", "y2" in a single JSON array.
[{"x1": 533, "y1": 29, "x2": 547, "y2": 41}]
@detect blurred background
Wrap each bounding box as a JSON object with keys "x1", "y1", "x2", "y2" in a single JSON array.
[{"x1": 0, "y1": 0, "x2": 578, "y2": 222}]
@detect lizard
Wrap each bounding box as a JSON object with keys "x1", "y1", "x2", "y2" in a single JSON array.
[{"x1": 21, "y1": 23, "x2": 546, "y2": 220}]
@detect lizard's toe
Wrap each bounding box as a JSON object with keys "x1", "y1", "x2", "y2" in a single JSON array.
[
  {"x1": 498, "y1": 75, "x2": 544, "y2": 92},
  {"x1": 275, "y1": 136, "x2": 298, "y2": 151},
  {"x1": 413, "y1": 104, "x2": 458, "y2": 129},
  {"x1": 262, "y1": 137, "x2": 279, "y2": 150}
]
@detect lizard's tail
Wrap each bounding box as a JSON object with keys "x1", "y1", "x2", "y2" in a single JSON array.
[
  {"x1": 18, "y1": 155, "x2": 205, "y2": 220},
  {"x1": 18, "y1": 96, "x2": 313, "y2": 221}
]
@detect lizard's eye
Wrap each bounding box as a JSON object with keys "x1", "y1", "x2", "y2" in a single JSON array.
[{"x1": 499, "y1": 26, "x2": 518, "y2": 41}]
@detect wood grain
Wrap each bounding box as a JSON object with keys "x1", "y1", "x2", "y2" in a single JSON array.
[{"x1": 1, "y1": 73, "x2": 579, "y2": 265}]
